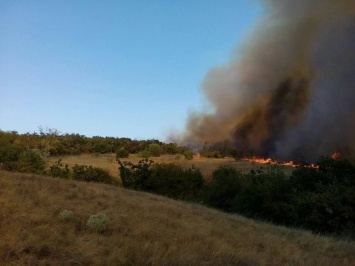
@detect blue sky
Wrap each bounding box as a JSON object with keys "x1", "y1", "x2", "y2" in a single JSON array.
[{"x1": 0, "y1": 0, "x2": 261, "y2": 140}]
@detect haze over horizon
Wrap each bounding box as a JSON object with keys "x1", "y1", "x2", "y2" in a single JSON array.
[{"x1": 1, "y1": 1, "x2": 261, "y2": 140}]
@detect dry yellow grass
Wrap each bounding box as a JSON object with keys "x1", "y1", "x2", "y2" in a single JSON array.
[
  {"x1": 48, "y1": 153, "x2": 294, "y2": 181},
  {"x1": 1, "y1": 170, "x2": 354, "y2": 265}
]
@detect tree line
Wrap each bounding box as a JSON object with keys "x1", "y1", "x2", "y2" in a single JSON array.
[{"x1": 0, "y1": 129, "x2": 193, "y2": 172}]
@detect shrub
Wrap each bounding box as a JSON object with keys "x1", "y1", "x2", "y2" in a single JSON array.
[
  {"x1": 16, "y1": 149, "x2": 46, "y2": 173},
  {"x1": 58, "y1": 209, "x2": 73, "y2": 222},
  {"x1": 0, "y1": 142, "x2": 23, "y2": 171},
  {"x1": 200, "y1": 149, "x2": 223, "y2": 158},
  {"x1": 72, "y1": 164, "x2": 114, "y2": 185},
  {"x1": 202, "y1": 166, "x2": 244, "y2": 211},
  {"x1": 174, "y1": 153, "x2": 182, "y2": 160},
  {"x1": 87, "y1": 214, "x2": 109, "y2": 233},
  {"x1": 287, "y1": 157, "x2": 355, "y2": 234},
  {"x1": 235, "y1": 166, "x2": 288, "y2": 222},
  {"x1": 118, "y1": 160, "x2": 203, "y2": 201},
  {"x1": 148, "y1": 163, "x2": 203, "y2": 200},
  {"x1": 183, "y1": 150, "x2": 194, "y2": 160},
  {"x1": 116, "y1": 149, "x2": 129, "y2": 159},
  {"x1": 49, "y1": 159, "x2": 69, "y2": 179},
  {"x1": 118, "y1": 159, "x2": 154, "y2": 190},
  {"x1": 137, "y1": 150, "x2": 152, "y2": 158},
  {"x1": 148, "y1": 143, "x2": 161, "y2": 157}
]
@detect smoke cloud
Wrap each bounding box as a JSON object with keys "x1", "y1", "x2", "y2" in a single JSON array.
[{"x1": 178, "y1": 0, "x2": 355, "y2": 162}]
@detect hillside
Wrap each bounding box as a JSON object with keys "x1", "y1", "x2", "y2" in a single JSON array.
[{"x1": 1, "y1": 171, "x2": 355, "y2": 265}]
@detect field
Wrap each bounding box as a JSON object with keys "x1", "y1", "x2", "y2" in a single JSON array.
[
  {"x1": 1, "y1": 170, "x2": 355, "y2": 265},
  {"x1": 48, "y1": 153, "x2": 295, "y2": 181}
]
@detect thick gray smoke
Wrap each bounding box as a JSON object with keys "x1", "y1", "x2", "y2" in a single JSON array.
[{"x1": 179, "y1": 0, "x2": 355, "y2": 162}]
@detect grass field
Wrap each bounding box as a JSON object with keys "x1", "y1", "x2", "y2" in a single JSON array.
[
  {"x1": 48, "y1": 153, "x2": 295, "y2": 182},
  {"x1": 1, "y1": 170, "x2": 355, "y2": 265}
]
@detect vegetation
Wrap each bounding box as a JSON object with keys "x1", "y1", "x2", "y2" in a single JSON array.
[
  {"x1": 58, "y1": 209, "x2": 73, "y2": 222},
  {"x1": 86, "y1": 214, "x2": 109, "y2": 233},
  {"x1": 49, "y1": 159, "x2": 69, "y2": 178},
  {"x1": 0, "y1": 129, "x2": 192, "y2": 157},
  {"x1": 48, "y1": 159, "x2": 116, "y2": 185},
  {"x1": 118, "y1": 159, "x2": 203, "y2": 200},
  {"x1": 2, "y1": 129, "x2": 354, "y2": 239},
  {"x1": 71, "y1": 164, "x2": 115, "y2": 185},
  {"x1": 115, "y1": 148, "x2": 129, "y2": 159},
  {"x1": 118, "y1": 156, "x2": 355, "y2": 237},
  {"x1": 183, "y1": 150, "x2": 194, "y2": 160},
  {"x1": 1, "y1": 170, "x2": 354, "y2": 265},
  {"x1": 205, "y1": 157, "x2": 355, "y2": 237}
]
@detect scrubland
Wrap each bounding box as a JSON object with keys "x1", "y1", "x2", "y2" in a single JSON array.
[
  {"x1": 48, "y1": 153, "x2": 294, "y2": 180},
  {"x1": 1, "y1": 170, "x2": 354, "y2": 265}
]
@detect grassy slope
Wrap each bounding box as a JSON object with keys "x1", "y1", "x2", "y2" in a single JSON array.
[{"x1": 1, "y1": 171, "x2": 355, "y2": 265}]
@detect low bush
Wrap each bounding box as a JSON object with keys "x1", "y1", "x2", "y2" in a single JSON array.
[
  {"x1": 183, "y1": 150, "x2": 194, "y2": 160},
  {"x1": 118, "y1": 159, "x2": 203, "y2": 201},
  {"x1": 200, "y1": 149, "x2": 223, "y2": 158},
  {"x1": 49, "y1": 159, "x2": 69, "y2": 179},
  {"x1": 137, "y1": 150, "x2": 152, "y2": 158},
  {"x1": 87, "y1": 214, "x2": 109, "y2": 233},
  {"x1": 174, "y1": 153, "x2": 182, "y2": 160},
  {"x1": 115, "y1": 149, "x2": 129, "y2": 159},
  {"x1": 148, "y1": 163, "x2": 203, "y2": 200},
  {"x1": 58, "y1": 209, "x2": 73, "y2": 222},
  {"x1": 72, "y1": 164, "x2": 114, "y2": 185},
  {"x1": 118, "y1": 159, "x2": 154, "y2": 190}
]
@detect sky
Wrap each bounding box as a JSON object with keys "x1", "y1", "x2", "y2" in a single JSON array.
[{"x1": 0, "y1": 0, "x2": 261, "y2": 140}]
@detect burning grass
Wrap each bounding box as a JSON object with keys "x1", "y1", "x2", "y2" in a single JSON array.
[
  {"x1": 1, "y1": 170, "x2": 355, "y2": 265},
  {"x1": 48, "y1": 153, "x2": 295, "y2": 181}
]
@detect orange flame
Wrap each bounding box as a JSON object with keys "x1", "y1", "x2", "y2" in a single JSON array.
[
  {"x1": 242, "y1": 156, "x2": 318, "y2": 168},
  {"x1": 331, "y1": 151, "x2": 341, "y2": 159}
]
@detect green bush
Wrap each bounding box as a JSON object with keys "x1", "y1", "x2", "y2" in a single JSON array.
[
  {"x1": 0, "y1": 143, "x2": 23, "y2": 171},
  {"x1": 148, "y1": 163, "x2": 203, "y2": 200},
  {"x1": 286, "y1": 157, "x2": 355, "y2": 234},
  {"x1": 118, "y1": 160, "x2": 203, "y2": 201},
  {"x1": 235, "y1": 166, "x2": 288, "y2": 222},
  {"x1": 202, "y1": 166, "x2": 244, "y2": 211},
  {"x1": 118, "y1": 159, "x2": 154, "y2": 190},
  {"x1": 72, "y1": 164, "x2": 114, "y2": 185},
  {"x1": 174, "y1": 153, "x2": 182, "y2": 160},
  {"x1": 87, "y1": 214, "x2": 109, "y2": 233},
  {"x1": 148, "y1": 143, "x2": 161, "y2": 157},
  {"x1": 137, "y1": 150, "x2": 152, "y2": 158},
  {"x1": 58, "y1": 209, "x2": 73, "y2": 221},
  {"x1": 183, "y1": 150, "x2": 194, "y2": 160},
  {"x1": 16, "y1": 149, "x2": 46, "y2": 173},
  {"x1": 49, "y1": 159, "x2": 69, "y2": 179},
  {"x1": 116, "y1": 149, "x2": 129, "y2": 159},
  {"x1": 202, "y1": 158, "x2": 355, "y2": 236}
]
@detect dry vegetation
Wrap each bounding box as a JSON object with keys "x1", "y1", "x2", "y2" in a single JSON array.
[
  {"x1": 1, "y1": 170, "x2": 355, "y2": 265},
  {"x1": 48, "y1": 153, "x2": 294, "y2": 181}
]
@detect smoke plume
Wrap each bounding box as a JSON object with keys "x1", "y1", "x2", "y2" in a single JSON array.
[{"x1": 178, "y1": 0, "x2": 355, "y2": 162}]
